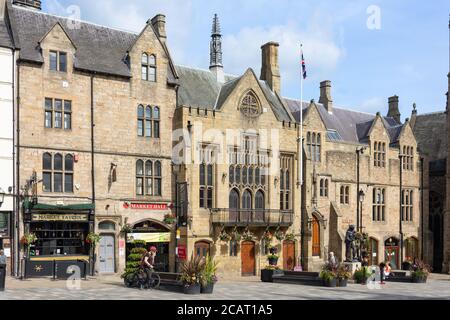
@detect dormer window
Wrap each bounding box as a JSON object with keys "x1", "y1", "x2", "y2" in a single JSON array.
[
  {"x1": 141, "y1": 53, "x2": 156, "y2": 82},
  {"x1": 49, "y1": 51, "x2": 67, "y2": 72}
]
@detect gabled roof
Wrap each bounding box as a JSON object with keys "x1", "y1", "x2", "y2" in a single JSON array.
[
  {"x1": 285, "y1": 97, "x2": 405, "y2": 144},
  {"x1": 38, "y1": 21, "x2": 77, "y2": 49},
  {"x1": 413, "y1": 111, "x2": 447, "y2": 160},
  {"x1": 175, "y1": 65, "x2": 293, "y2": 122}
]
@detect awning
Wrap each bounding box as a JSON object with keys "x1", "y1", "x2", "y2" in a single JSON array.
[{"x1": 23, "y1": 200, "x2": 95, "y2": 211}]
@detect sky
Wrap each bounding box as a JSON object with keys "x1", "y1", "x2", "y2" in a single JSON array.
[{"x1": 42, "y1": 0, "x2": 450, "y2": 119}]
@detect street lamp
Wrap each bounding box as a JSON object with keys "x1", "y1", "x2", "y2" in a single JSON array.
[
  {"x1": 358, "y1": 190, "x2": 365, "y2": 233},
  {"x1": 356, "y1": 147, "x2": 366, "y2": 232},
  {"x1": 0, "y1": 188, "x2": 5, "y2": 208}
]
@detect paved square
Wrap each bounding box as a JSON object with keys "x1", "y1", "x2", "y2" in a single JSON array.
[{"x1": 1, "y1": 274, "x2": 450, "y2": 300}]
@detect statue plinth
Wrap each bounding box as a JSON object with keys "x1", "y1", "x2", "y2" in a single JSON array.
[{"x1": 343, "y1": 262, "x2": 362, "y2": 275}]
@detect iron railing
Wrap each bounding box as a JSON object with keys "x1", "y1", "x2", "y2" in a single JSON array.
[{"x1": 210, "y1": 209, "x2": 294, "y2": 227}]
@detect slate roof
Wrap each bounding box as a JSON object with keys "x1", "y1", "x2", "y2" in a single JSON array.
[
  {"x1": 413, "y1": 112, "x2": 447, "y2": 160},
  {"x1": 285, "y1": 97, "x2": 404, "y2": 144},
  {"x1": 0, "y1": 18, "x2": 13, "y2": 48}
]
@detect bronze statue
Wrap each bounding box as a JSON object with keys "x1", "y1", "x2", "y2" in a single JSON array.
[{"x1": 345, "y1": 225, "x2": 358, "y2": 262}]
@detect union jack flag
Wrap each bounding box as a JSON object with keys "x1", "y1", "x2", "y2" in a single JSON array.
[{"x1": 301, "y1": 51, "x2": 307, "y2": 80}]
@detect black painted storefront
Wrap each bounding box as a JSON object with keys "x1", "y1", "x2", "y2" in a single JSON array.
[{"x1": 23, "y1": 202, "x2": 94, "y2": 279}]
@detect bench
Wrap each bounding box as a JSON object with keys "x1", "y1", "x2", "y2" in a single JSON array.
[{"x1": 155, "y1": 272, "x2": 184, "y2": 292}]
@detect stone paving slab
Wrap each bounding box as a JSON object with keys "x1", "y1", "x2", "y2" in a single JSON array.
[{"x1": 1, "y1": 274, "x2": 450, "y2": 300}]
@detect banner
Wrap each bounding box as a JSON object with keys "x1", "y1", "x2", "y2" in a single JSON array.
[
  {"x1": 127, "y1": 232, "x2": 171, "y2": 243},
  {"x1": 31, "y1": 213, "x2": 89, "y2": 222}
]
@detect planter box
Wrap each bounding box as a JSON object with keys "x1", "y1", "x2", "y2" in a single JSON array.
[
  {"x1": 261, "y1": 269, "x2": 283, "y2": 283},
  {"x1": 323, "y1": 278, "x2": 337, "y2": 287},
  {"x1": 183, "y1": 283, "x2": 201, "y2": 295},
  {"x1": 412, "y1": 277, "x2": 427, "y2": 284},
  {"x1": 201, "y1": 283, "x2": 215, "y2": 294},
  {"x1": 338, "y1": 279, "x2": 348, "y2": 287}
]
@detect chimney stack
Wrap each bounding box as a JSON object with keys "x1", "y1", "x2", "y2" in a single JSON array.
[
  {"x1": 260, "y1": 42, "x2": 281, "y2": 95},
  {"x1": 12, "y1": 0, "x2": 41, "y2": 10},
  {"x1": 150, "y1": 14, "x2": 167, "y2": 42},
  {"x1": 388, "y1": 95, "x2": 401, "y2": 123},
  {"x1": 319, "y1": 80, "x2": 333, "y2": 114}
]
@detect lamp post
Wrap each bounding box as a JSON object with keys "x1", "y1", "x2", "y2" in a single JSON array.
[
  {"x1": 399, "y1": 154, "x2": 404, "y2": 267},
  {"x1": 358, "y1": 190, "x2": 365, "y2": 233},
  {"x1": 356, "y1": 147, "x2": 366, "y2": 232}
]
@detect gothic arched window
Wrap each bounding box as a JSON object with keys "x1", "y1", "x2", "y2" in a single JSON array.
[{"x1": 240, "y1": 91, "x2": 260, "y2": 117}]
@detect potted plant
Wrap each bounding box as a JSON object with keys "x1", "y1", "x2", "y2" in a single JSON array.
[
  {"x1": 336, "y1": 265, "x2": 352, "y2": 287},
  {"x1": 262, "y1": 230, "x2": 273, "y2": 242},
  {"x1": 121, "y1": 241, "x2": 147, "y2": 287},
  {"x1": 320, "y1": 264, "x2": 337, "y2": 287},
  {"x1": 120, "y1": 223, "x2": 133, "y2": 235},
  {"x1": 267, "y1": 254, "x2": 279, "y2": 266},
  {"x1": 411, "y1": 260, "x2": 430, "y2": 283},
  {"x1": 86, "y1": 232, "x2": 101, "y2": 246},
  {"x1": 261, "y1": 265, "x2": 283, "y2": 282},
  {"x1": 21, "y1": 233, "x2": 38, "y2": 258},
  {"x1": 284, "y1": 233, "x2": 295, "y2": 241},
  {"x1": 354, "y1": 267, "x2": 372, "y2": 284},
  {"x1": 242, "y1": 229, "x2": 254, "y2": 241},
  {"x1": 180, "y1": 254, "x2": 205, "y2": 294},
  {"x1": 274, "y1": 229, "x2": 284, "y2": 241},
  {"x1": 200, "y1": 255, "x2": 218, "y2": 294},
  {"x1": 163, "y1": 213, "x2": 176, "y2": 225}
]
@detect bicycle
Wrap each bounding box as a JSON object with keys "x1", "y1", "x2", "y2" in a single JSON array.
[{"x1": 124, "y1": 267, "x2": 160, "y2": 290}]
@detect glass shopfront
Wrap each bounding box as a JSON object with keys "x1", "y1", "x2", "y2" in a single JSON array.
[{"x1": 29, "y1": 221, "x2": 89, "y2": 257}]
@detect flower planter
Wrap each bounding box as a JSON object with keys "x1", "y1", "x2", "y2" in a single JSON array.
[
  {"x1": 412, "y1": 277, "x2": 427, "y2": 284},
  {"x1": 268, "y1": 258, "x2": 279, "y2": 266},
  {"x1": 338, "y1": 278, "x2": 348, "y2": 287},
  {"x1": 261, "y1": 269, "x2": 283, "y2": 283},
  {"x1": 323, "y1": 278, "x2": 337, "y2": 287},
  {"x1": 183, "y1": 283, "x2": 201, "y2": 295},
  {"x1": 201, "y1": 283, "x2": 215, "y2": 294},
  {"x1": 355, "y1": 277, "x2": 368, "y2": 285}
]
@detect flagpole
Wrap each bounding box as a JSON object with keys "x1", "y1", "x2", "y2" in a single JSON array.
[{"x1": 300, "y1": 44, "x2": 304, "y2": 186}]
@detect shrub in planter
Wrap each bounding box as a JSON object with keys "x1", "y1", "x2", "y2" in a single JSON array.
[
  {"x1": 354, "y1": 267, "x2": 372, "y2": 284},
  {"x1": 200, "y1": 256, "x2": 218, "y2": 294},
  {"x1": 411, "y1": 260, "x2": 431, "y2": 283},
  {"x1": 181, "y1": 254, "x2": 205, "y2": 295},
  {"x1": 337, "y1": 265, "x2": 352, "y2": 287},
  {"x1": 120, "y1": 242, "x2": 147, "y2": 287},
  {"x1": 267, "y1": 254, "x2": 279, "y2": 266},
  {"x1": 261, "y1": 265, "x2": 282, "y2": 282},
  {"x1": 320, "y1": 270, "x2": 337, "y2": 287}
]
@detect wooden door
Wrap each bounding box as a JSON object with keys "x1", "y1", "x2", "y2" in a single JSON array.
[
  {"x1": 312, "y1": 216, "x2": 320, "y2": 256},
  {"x1": 241, "y1": 241, "x2": 255, "y2": 276},
  {"x1": 195, "y1": 241, "x2": 210, "y2": 258},
  {"x1": 283, "y1": 241, "x2": 295, "y2": 271}
]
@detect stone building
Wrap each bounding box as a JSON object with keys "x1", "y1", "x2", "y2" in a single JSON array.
[
  {"x1": 0, "y1": 0, "x2": 15, "y2": 272},
  {"x1": 1, "y1": 0, "x2": 427, "y2": 278}
]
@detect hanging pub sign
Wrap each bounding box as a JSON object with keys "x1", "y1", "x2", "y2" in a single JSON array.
[
  {"x1": 123, "y1": 202, "x2": 169, "y2": 210},
  {"x1": 126, "y1": 232, "x2": 171, "y2": 243},
  {"x1": 31, "y1": 213, "x2": 89, "y2": 222}
]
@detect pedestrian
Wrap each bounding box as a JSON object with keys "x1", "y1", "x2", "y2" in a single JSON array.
[
  {"x1": 0, "y1": 249, "x2": 6, "y2": 266},
  {"x1": 379, "y1": 262, "x2": 386, "y2": 285}
]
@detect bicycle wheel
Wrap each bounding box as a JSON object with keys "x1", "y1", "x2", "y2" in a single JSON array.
[{"x1": 149, "y1": 273, "x2": 161, "y2": 289}]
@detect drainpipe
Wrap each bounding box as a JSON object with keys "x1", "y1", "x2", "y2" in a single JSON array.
[
  {"x1": 14, "y1": 53, "x2": 20, "y2": 278},
  {"x1": 420, "y1": 157, "x2": 424, "y2": 260},
  {"x1": 90, "y1": 73, "x2": 96, "y2": 276},
  {"x1": 399, "y1": 154, "x2": 404, "y2": 267}
]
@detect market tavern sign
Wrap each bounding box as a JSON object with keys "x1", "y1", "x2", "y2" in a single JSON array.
[{"x1": 31, "y1": 213, "x2": 89, "y2": 222}]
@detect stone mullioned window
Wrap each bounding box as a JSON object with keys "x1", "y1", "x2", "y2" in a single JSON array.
[
  {"x1": 44, "y1": 98, "x2": 71, "y2": 130},
  {"x1": 306, "y1": 132, "x2": 321, "y2": 162},
  {"x1": 49, "y1": 50, "x2": 67, "y2": 72},
  {"x1": 141, "y1": 53, "x2": 156, "y2": 82},
  {"x1": 372, "y1": 187, "x2": 386, "y2": 221},
  {"x1": 401, "y1": 189, "x2": 414, "y2": 222},
  {"x1": 373, "y1": 141, "x2": 386, "y2": 168},
  {"x1": 402, "y1": 146, "x2": 414, "y2": 171},
  {"x1": 42, "y1": 152, "x2": 73, "y2": 193},
  {"x1": 136, "y1": 160, "x2": 162, "y2": 196},
  {"x1": 137, "y1": 105, "x2": 160, "y2": 138}
]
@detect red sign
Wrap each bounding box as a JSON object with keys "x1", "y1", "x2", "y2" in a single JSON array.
[
  {"x1": 123, "y1": 202, "x2": 169, "y2": 210},
  {"x1": 177, "y1": 246, "x2": 187, "y2": 260}
]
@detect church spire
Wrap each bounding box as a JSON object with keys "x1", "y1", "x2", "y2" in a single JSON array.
[{"x1": 210, "y1": 14, "x2": 225, "y2": 83}]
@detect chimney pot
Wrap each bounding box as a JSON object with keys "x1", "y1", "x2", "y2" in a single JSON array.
[
  {"x1": 387, "y1": 95, "x2": 401, "y2": 123},
  {"x1": 150, "y1": 14, "x2": 166, "y2": 40},
  {"x1": 260, "y1": 42, "x2": 281, "y2": 94},
  {"x1": 319, "y1": 80, "x2": 333, "y2": 113}
]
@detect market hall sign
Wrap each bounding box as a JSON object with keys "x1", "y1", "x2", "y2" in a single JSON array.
[
  {"x1": 123, "y1": 203, "x2": 169, "y2": 210},
  {"x1": 32, "y1": 214, "x2": 89, "y2": 222}
]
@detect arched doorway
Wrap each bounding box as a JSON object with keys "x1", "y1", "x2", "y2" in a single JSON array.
[
  {"x1": 312, "y1": 215, "x2": 320, "y2": 257},
  {"x1": 195, "y1": 241, "x2": 211, "y2": 258},
  {"x1": 241, "y1": 241, "x2": 256, "y2": 276},
  {"x1": 368, "y1": 237, "x2": 379, "y2": 266},
  {"x1": 127, "y1": 220, "x2": 171, "y2": 272},
  {"x1": 384, "y1": 237, "x2": 400, "y2": 270},
  {"x1": 405, "y1": 237, "x2": 419, "y2": 261},
  {"x1": 283, "y1": 240, "x2": 295, "y2": 271}
]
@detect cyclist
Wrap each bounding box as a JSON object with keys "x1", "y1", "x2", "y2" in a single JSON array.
[{"x1": 140, "y1": 246, "x2": 157, "y2": 289}]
